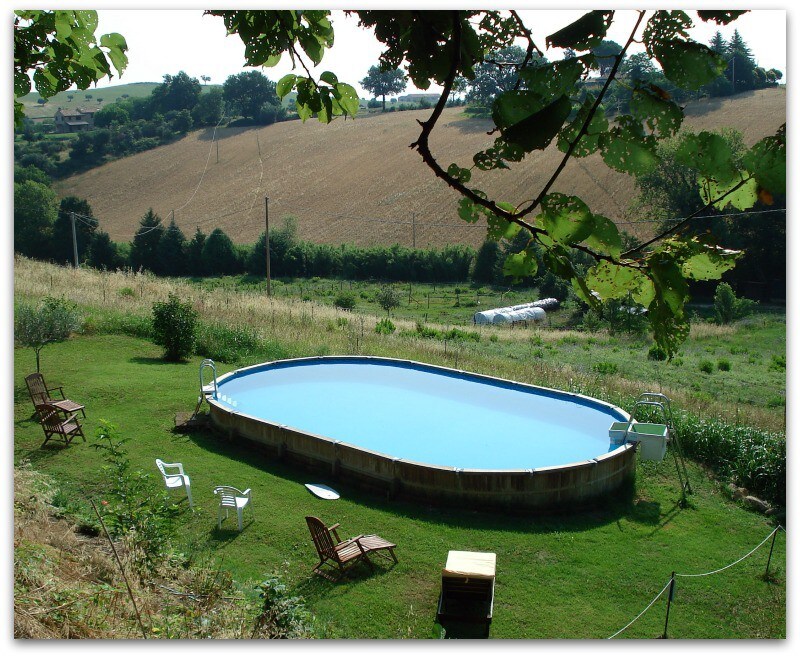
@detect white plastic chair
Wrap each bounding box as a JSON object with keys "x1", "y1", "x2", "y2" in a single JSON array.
[
  {"x1": 213, "y1": 485, "x2": 253, "y2": 531},
  {"x1": 155, "y1": 459, "x2": 194, "y2": 509}
]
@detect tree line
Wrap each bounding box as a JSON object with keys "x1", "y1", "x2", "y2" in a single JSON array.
[{"x1": 463, "y1": 29, "x2": 782, "y2": 118}]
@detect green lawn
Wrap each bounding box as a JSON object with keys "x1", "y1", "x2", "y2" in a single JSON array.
[{"x1": 14, "y1": 334, "x2": 786, "y2": 639}]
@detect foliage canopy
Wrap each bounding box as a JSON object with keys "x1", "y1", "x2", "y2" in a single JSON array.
[{"x1": 210, "y1": 8, "x2": 784, "y2": 356}]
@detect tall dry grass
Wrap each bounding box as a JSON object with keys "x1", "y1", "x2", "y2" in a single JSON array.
[{"x1": 14, "y1": 256, "x2": 783, "y2": 432}]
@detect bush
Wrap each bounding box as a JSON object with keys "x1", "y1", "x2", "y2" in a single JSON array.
[
  {"x1": 592, "y1": 362, "x2": 618, "y2": 375},
  {"x1": 699, "y1": 359, "x2": 714, "y2": 374},
  {"x1": 769, "y1": 354, "x2": 786, "y2": 371},
  {"x1": 151, "y1": 293, "x2": 197, "y2": 361},
  {"x1": 374, "y1": 318, "x2": 396, "y2": 335},
  {"x1": 714, "y1": 282, "x2": 757, "y2": 324},
  {"x1": 673, "y1": 413, "x2": 785, "y2": 507},
  {"x1": 333, "y1": 292, "x2": 356, "y2": 311},
  {"x1": 648, "y1": 344, "x2": 668, "y2": 361},
  {"x1": 717, "y1": 358, "x2": 731, "y2": 371}
]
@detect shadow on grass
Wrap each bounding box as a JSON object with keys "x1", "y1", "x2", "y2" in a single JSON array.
[
  {"x1": 183, "y1": 427, "x2": 681, "y2": 537},
  {"x1": 128, "y1": 356, "x2": 187, "y2": 366}
]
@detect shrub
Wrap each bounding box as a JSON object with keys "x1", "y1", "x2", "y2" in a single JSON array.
[
  {"x1": 699, "y1": 360, "x2": 714, "y2": 374},
  {"x1": 92, "y1": 421, "x2": 176, "y2": 573},
  {"x1": 713, "y1": 282, "x2": 757, "y2": 324},
  {"x1": 717, "y1": 358, "x2": 731, "y2": 371},
  {"x1": 374, "y1": 318, "x2": 396, "y2": 335},
  {"x1": 648, "y1": 344, "x2": 668, "y2": 361},
  {"x1": 253, "y1": 578, "x2": 312, "y2": 638},
  {"x1": 333, "y1": 292, "x2": 356, "y2": 311},
  {"x1": 673, "y1": 413, "x2": 785, "y2": 507},
  {"x1": 769, "y1": 354, "x2": 786, "y2": 371},
  {"x1": 151, "y1": 293, "x2": 197, "y2": 361},
  {"x1": 592, "y1": 361, "x2": 618, "y2": 375},
  {"x1": 14, "y1": 296, "x2": 82, "y2": 372}
]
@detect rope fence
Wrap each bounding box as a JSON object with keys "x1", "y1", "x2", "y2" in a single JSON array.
[{"x1": 607, "y1": 525, "x2": 785, "y2": 639}]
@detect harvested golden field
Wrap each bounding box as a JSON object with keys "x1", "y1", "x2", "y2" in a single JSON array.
[{"x1": 55, "y1": 88, "x2": 785, "y2": 248}]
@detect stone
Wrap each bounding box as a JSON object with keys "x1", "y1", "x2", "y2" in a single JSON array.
[{"x1": 744, "y1": 495, "x2": 770, "y2": 514}]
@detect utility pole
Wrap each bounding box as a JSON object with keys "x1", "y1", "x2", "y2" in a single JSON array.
[
  {"x1": 265, "y1": 196, "x2": 271, "y2": 296},
  {"x1": 70, "y1": 211, "x2": 79, "y2": 268},
  {"x1": 411, "y1": 211, "x2": 417, "y2": 249}
]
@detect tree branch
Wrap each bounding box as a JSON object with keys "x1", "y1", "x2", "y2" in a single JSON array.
[
  {"x1": 516, "y1": 10, "x2": 648, "y2": 221},
  {"x1": 621, "y1": 175, "x2": 754, "y2": 257}
]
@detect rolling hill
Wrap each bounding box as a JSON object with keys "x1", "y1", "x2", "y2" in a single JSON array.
[{"x1": 54, "y1": 87, "x2": 786, "y2": 249}]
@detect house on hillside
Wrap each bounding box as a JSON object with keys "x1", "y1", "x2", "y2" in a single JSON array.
[
  {"x1": 397, "y1": 93, "x2": 440, "y2": 104},
  {"x1": 54, "y1": 107, "x2": 96, "y2": 133}
]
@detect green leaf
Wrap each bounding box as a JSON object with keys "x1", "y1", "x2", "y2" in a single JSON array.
[
  {"x1": 681, "y1": 248, "x2": 740, "y2": 281},
  {"x1": 276, "y1": 74, "x2": 297, "y2": 98},
  {"x1": 699, "y1": 173, "x2": 759, "y2": 211},
  {"x1": 54, "y1": 11, "x2": 73, "y2": 40},
  {"x1": 333, "y1": 82, "x2": 359, "y2": 116},
  {"x1": 584, "y1": 214, "x2": 622, "y2": 258},
  {"x1": 539, "y1": 194, "x2": 594, "y2": 245},
  {"x1": 630, "y1": 85, "x2": 683, "y2": 138},
  {"x1": 675, "y1": 131, "x2": 737, "y2": 183},
  {"x1": 458, "y1": 198, "x2": 481, "y2": 224},
  {"x1": 447, "y1": 163, "x2": 471, "y2": 184},
  {"x1": 298, "y1": 32, "x2": 324, "y2": 65},
  {"x1": 503, "y1": 250, "x2": 538, "y2": 282},
  {"x1": 743, "y1": 126, "x2": 786, "y2": 195},
  {"x1": 501, "y1": 95, "x2": 572, "y2": 153},
  {"x1": 319, "y1": 71, "x2": 338, "y2": 85},
  {"x1": 486, "y1": 203, "x2": 522, "y2": 241},
  {"x1": 648, "y1": 253, "x2": 689, "y2": 315},
  {"x1": 653, "y1": 40, "x2": 726, "y2": 90},
  {"x1": 519, "y1": 58, "x2": 584, "y2": 100},
  {"x1": 599, "y1": 130, "x2": 659, "y2": 176},
  {"x1": 557, "y1": 94, "x2": 607, "y2": 157},
  {"x1": 100, "y1": 33, "x2": 128, "y2": 75},
  {"x1": 546, "y1": 10, "x2": 613, "y2": 50},
  {"x1": 493, "y1": 90, "x2": 547, "y2": 131},
  {"x1": 696, "y1": 10, "x2": 748, "y2": 25},
  {"x1": 585, "y1": 261, "x2": 642, "y2": 300}
]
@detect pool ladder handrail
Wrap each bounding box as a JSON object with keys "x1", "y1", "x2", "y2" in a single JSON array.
[
  {"x1": 629, "y1": 392, "x2": 692, "y2": 501},
  {"x1": 194, "y1": 359, "x2": 218, "y2": 417}
]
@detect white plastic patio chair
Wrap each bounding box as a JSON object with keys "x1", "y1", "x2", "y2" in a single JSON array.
[
  {"x1": 155, "y1": 458, "x2": 194, "y2": 509},
  {"x1": 213, "y1": 485, "x2": 253, "y2": 531}
]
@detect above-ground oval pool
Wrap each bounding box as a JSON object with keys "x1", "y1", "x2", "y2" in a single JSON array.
[{"x1": 207, "y1": 356, "x2": 636, "y2": 511}]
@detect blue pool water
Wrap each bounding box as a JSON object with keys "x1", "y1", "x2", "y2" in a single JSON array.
[{"x1": 215, "y1": 358, "x2": 627, "y2": 470}]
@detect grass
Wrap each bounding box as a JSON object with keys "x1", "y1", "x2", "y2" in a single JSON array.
[{"x1": 13, "y1": 331, "x2": 786, "y2": 639}]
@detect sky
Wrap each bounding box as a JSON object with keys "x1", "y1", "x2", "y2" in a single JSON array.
[{"x1": 86, "y1": 5, "x2": 788, "y2": 97}]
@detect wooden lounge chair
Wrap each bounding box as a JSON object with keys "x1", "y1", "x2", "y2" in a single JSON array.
[
  {"x1": 25, "y1": 372, "x2": 85, "y2": 419},
  {"x1": 305, "y1": 516, "x2": 397, "y2": 581},
  {"x1": 37, "y1": 403, "x2": 86, "y2": 447}
]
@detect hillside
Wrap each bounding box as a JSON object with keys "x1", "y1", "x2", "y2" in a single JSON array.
[
  {"x1": 19, "y1": 82, "x2": 162, "y2": 119},
  {"x1": 54, "y1": 88, "x2": 786, "y2": 249}
]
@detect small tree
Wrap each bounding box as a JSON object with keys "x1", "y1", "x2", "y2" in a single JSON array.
[
  {"x1": 151, "y1": 293, "x2": 197, "y2": 361},
  {"x1": 713, "y1": 282, "x2": 756, "y2": 324},
  {"x1": 375, "y1": 285, "x2": 401, "y2": 316},
  {"x1": 360, "y1": 66, "x2": 406, "y2": 111},
  {"x1": 15, "y1": 297, "x2": 81, "y2": 372}
]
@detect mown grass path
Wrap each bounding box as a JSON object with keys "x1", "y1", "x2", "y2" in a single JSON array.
[{"x1": 14, "y1": 334, "x2": 785, "y2": 638}]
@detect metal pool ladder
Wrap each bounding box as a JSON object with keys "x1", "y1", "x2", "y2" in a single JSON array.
[
  {"x1": 632, "y1": 392, "x2": 692, "y2": 502},
  {"x1": 194, "y1": 359, "x2": 218, "y2": 417}
]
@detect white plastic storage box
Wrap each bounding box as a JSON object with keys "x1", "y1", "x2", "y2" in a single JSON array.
[{"x1": 608, "y1": 422, "x2": 668, "y2": 461}]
